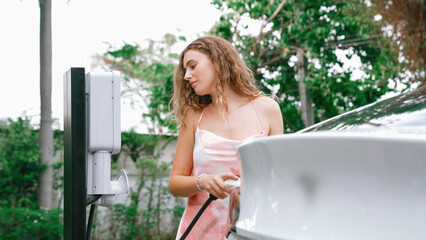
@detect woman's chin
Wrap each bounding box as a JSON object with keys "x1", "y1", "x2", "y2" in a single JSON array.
[{"x1": 194, "y1": 89, "x2": 206, "y2": 96}]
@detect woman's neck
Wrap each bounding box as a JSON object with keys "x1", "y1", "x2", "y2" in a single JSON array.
[{"x1": 210, "y1": 89, "x2": 250, "y2": 113}]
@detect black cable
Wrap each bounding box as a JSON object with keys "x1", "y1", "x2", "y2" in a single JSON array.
[
  {"x1": 179, "y1": 194, "x2": 218, "y2": 240},
  {"x1": 86, "y1": 195, "x2": 102, "y2": 206},
  {"x1": 86, "y1": 204, "x2": 97, "y2": 240},
  {"x1": 86, "y1": 195, "x2": 101, "y2": 240}
]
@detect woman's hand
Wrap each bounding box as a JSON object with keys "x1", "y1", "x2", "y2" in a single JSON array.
[{"x1": 198, "y1": 173, "x2": 239, "y2": 199}]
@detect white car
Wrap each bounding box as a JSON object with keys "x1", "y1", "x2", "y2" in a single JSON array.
[{"x1": 227, "y1": 87, "x2": 426, "y2": 240}]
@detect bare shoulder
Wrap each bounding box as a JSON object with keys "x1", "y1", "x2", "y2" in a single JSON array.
[
  {"x1": 253, "y1": 96, "x2": 284, "y2": 135},
  {"x1": 253, "y1": 96, "x2": 281, "y2": 114},
  {"x1": 181, "y1": 106, "x2": 203, "y2": 133}
]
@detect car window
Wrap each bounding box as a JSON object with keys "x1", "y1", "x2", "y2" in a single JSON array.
[{"x1": 300, "y1": 87, "x2": 426, "y2": 133}]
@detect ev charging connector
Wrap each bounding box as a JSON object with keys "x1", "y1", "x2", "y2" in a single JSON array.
[{"x1": 85, "y1": 71, "x2": 129, "y2": 207}]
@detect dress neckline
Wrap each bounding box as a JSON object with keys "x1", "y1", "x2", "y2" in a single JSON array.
[
  {"x1": 196, "y1": 98, "x2": 266, "y2": 142},
  {"x1": 196, "y1": 128, "x2": 266, "y2": 142}
]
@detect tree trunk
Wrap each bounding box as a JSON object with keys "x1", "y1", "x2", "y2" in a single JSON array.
[
  {"x1": 38, "y1": 0, "x2": 54, "y2": 209},
  {"x1": 297, "y1": 47, "x2": 314, "y2": 127}
]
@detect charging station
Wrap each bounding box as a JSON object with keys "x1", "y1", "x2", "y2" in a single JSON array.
[{"x1": 64, "y1": 68, "x2": 129, "y2": 240}]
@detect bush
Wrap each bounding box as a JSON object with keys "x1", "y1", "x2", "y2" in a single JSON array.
[
  {"x1": 0, "y1": 118, "x2": 62, "y2": 239},
  {"x1": 0, "y1": 207, "x2": 62, "y2": 240},
  {"x1": 0, "y1": 117, "x2": 44, "y2": 208}
]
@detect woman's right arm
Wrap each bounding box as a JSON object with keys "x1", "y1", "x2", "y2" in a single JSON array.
[
  {"x1": 169, "y1": 108, "x2": 238, "y2": 199},
  {"x1": 169, "y1": 108, "x2": 201, "y2": 197}
]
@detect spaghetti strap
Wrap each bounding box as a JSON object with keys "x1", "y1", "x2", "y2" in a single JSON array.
[
  {"x1": 197, "y1": 108, "x2": 205, "y2": 129},
  {"x1": 250, "y1": 99, "x2": 265, "y2": 132}
]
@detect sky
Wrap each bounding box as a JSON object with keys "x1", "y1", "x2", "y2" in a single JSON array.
[{"x1": 0, "y1": 0, "x2": 221, "y2": 132}]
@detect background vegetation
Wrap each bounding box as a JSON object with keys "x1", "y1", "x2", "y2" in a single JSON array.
[
  {"x1": 0, "y1": 117, "x2": 62, "y2": 239},
  {"x1": 0, "y1": 0, "x2": 423, "y2": 239},
  {"x1": 98, "y1": 0, "x2": 424, "y2": 133}
]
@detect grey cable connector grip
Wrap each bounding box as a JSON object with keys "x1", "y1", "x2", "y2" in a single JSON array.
[{"x1": 225, "y1": 178, "x2": 241, "y2": 189}]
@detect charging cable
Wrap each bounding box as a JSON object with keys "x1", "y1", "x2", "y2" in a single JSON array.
[
  {"x1": 86, "y1": 195, "x2": 102, "y2": 240},
  {"x1": 179, "y1": 178, "x2": 241, "y2": 240},
  {"x1": 179, "y1": 193, "x2": 217, "y2": 240}
]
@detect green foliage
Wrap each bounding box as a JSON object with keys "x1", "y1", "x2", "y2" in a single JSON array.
[
  {"x1": 210, "y1": 0, "x2": 401, "y2": 132},
  {"x1": 110, "y1": 203, "x2": 140, "y2": 239},
  {"x1": 0, "y1": 117, "x2": 44, "y2": 208},
  {"x1": 0, "y1": 207, "x2": 62, "y2": 240},
  {"x1": 0, "y1": 118, "x2": 180, "y2": 239},
  {"x1": 107, "y1": 43, "x2": 139, "y2": 60},
  {"x1": 52, "y1": 130, "x2": 64, "y2": 200},
  {"x1": 120, "y1": 130, "x2": 160, "y2": 162},
  {"x1": 98, "y1": 158, "x2": 178, "y2": 239},
  {"x1": 137, "y1": 158, "x2": 174, "y2": 239},
  {"x1": 0, "y1": 118, "x2": 63, "y2": 239},
  {"x1": 142, "y1": 62, "x2": 176, "y2": 132},
  {"x1": 97, "y1": 34, "x2": 182, "y2": 133},
  {"x1": 92, "y1": 132, "x2": 181, "y2": 239}
]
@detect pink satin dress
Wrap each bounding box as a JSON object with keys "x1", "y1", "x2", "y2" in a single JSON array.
[{"x1": 176, "y1": 100, "x2": 267, "y2": 240}]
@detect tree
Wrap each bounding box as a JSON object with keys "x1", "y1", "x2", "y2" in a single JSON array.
[
  {"x1": 374, "y1": 0, "x2": 425, "y2": 86},
  {"x1": 96, "y1": 34, "x2": 181, "y2": 133},
  {"x1": 38, "y1": 0, "x2": 54, "y2": 209},
  {"x1": 210, "y1": 0, "x2": 401, "y2": 132}
]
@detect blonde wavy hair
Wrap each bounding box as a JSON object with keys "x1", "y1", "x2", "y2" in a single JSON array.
[{"x1": 170, "y1": 36, "x2": 261, "y2": 127}]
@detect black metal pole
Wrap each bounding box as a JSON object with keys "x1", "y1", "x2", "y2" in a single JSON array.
[{"x1": 64, "y1": 68, "x2": 87, "y2": 240}]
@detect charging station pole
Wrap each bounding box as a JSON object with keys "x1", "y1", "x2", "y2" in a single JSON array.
[{"x1": 64, "y1": 68, "x2": 87, "y2": 239}]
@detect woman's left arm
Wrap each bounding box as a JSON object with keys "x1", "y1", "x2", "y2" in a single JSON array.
[{"x1": 259, "y1": 97, "x2": 284, "y2": 135}]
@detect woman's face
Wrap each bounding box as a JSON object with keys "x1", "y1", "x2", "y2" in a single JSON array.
[{"x1": 183, "y1": 50, "x2": 216, "y2": 96}]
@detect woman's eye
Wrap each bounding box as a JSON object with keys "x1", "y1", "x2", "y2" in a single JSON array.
[{"x1": 190, "y1": 64, "x2": 196, "y2": 69}]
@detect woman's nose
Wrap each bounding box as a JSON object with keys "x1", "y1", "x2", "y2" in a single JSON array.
[{"x1": 184, "y1": 70, "x2": 192, "y2": 81}]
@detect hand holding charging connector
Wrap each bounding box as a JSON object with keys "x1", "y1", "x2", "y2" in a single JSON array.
[
  {"x1": 179, "y1": 176, "x2": 241, "y2": 240},
  {"x1": 198, "y1": 173, "x2": 239, "y2": 199},
  {"x1": 225, "y1": 177, "x2": 241, "y2": 189}
]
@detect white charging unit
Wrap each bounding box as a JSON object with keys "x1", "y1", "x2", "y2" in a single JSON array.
[{"x1": 86, "y1": 71, "x2": 129, "y2": 207}]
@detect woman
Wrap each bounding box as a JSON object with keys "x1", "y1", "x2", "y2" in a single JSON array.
[{"x1": 169, "y1": 36, "x2": 283, "y2": 239}]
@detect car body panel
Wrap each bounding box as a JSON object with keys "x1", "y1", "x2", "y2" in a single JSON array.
[{"x1": 234, "y1": 132, "x2": 426, "y2": 240}]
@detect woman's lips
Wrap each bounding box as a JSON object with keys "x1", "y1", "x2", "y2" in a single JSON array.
[{"x1": 190, "y1": 81, "x2": 196, "y2": 88}]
